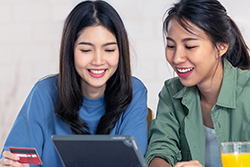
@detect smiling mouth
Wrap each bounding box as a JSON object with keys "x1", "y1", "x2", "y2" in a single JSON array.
[
  {"x1": 88, "y1": 69, "x2": 106, "y2": 74},
  {"x1": 176, "y1": 67, "x2": 194, "y2": 73}
]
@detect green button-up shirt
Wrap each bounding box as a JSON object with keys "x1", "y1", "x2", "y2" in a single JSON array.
[{"x1": 145, "y1": 60, "x2": 250, "y2": 166}]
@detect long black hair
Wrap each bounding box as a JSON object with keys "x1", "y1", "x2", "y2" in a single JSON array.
[
  {"x1": 163, "y1": 0, "x2": 250, "y2": 69},
  {"x1": 55, "y1": 0, "x2": 132, "y2": 134}
]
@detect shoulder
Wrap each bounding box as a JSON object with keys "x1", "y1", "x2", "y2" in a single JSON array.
[
  {"x1": 224, "y1": 59, "x2": 250, "y2": 88},
  {"x1": 31, "y1": 74, "x2": 58, "y2": 97},
  {"x1": 126, "y1": 77, "x2": 147, "y2": 108},
  {"x1": 18, "y1": 75, "x2": 59, "y2": 121},
  {"x1": 35, "y1": 74, "x2": 58, "y2": 86},
  {"x1": 236, "y1": 68, "x2": 250, "y2": 87},
  {"x1": 34, "y1": 74, "x2": 58, "y2": 89},
  {"x1": 160, "y1": 77, "x2": 185, "y2": 97},
  {"x1": 131, "y1": 76, "x2": 147, "y2": 92}
]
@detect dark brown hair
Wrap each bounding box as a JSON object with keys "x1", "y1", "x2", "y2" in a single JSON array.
[
  {"x1": 163, "y1": 0, "x2": 250, "y2": 69},
  {"x1": 55, "y1": 0, "x2": 132, "y2": 134}
]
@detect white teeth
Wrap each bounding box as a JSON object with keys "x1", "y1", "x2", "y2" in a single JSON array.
[
  {"x1": 177, "y1": 68, "x2": 194, "y2": 73},
  {"x1": 89, "y1": 70, "x2": 105, "y2": 74}
]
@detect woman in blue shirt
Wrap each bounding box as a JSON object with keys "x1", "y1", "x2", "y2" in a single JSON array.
[{"x1": 0, "y1": 1, "x2": 148, "y2": 166}]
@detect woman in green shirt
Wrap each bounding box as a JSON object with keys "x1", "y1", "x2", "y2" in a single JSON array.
[{"x1": 145, "y1": 0, "x2": 250, "y2": 167}]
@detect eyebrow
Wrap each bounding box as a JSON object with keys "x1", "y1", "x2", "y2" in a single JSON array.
[
  {"x1": 78, "y1": 42, "x2": 117, "y2": 47},
  {"x1": 166, "y1": 37, "x2": 198, "y2": 42}
]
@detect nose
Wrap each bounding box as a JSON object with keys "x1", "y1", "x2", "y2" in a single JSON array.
[
  {"x1": 92, "y1": 50, "x2": 105, "y2": 65},
  {"x1": 172, "y1": 46, "x2": 186, "y2": 64}
]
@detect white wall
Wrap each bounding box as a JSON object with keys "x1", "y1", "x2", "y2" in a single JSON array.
[{"x1": 1, "y1": 0, "x2": 250, "y2": 148}]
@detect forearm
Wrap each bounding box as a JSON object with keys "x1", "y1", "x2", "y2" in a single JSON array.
[{"x1": 149, "y1": 158, "x2": 172, "y2": 167}]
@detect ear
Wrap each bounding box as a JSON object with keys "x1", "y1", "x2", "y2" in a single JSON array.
[{"x1": 217, "y1": 43, "x2": 229, "y2": 57}]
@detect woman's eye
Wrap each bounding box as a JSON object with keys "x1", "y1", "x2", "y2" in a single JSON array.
[
  {"x1": 185, "y1": 46, "x2": 196, "y2": 49},
  {"x1": 105, "y1": 49, "x2": 115, "y2": 52},
  {"x1": 80, "y1": 49, "x2": 91, "y2": 53},
  {"x1": 167, "y1": 45, "x2": 175, "y2": 49}
]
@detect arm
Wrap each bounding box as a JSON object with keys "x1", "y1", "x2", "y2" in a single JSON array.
[
  {"x1": 0, "y1": 81, "x2": 48, "y2": 166},
  {"x1": 146, "y1": 81, "x2": 205, "y2": 166},
  {"x1": 148, "y1": 158, "x2": 203, "y2": 167},
  {"x1": 148, "y1": 158, "x2": 204, "y2": 167},
  {"x1": 145, "y1": 84, "x2": 182, "y2": 166},
  {"x1": 113, "y1": 77, "x2": 148, "y2": 155},
  {"x1": 149, "y1": 157, "x2": 172, "y2": 167}
]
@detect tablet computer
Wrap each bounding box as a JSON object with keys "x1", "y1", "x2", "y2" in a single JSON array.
[{"x1": 51, "y1": 135, "x2": 148, "y2": 167}]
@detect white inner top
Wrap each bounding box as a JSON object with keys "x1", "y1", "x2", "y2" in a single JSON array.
[{"x1": 204, "y1": 125, "x2": 220, "y2": 167}]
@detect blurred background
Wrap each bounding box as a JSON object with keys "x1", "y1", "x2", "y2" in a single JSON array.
[{"x1": 0, "y1": 0, "x2": 250, "y2": 148}]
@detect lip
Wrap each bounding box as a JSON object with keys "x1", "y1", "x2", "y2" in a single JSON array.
[
  {"x1": 176, "y1": 67, "x2": 194, "y2": 78},
  {"x1": 87, "y1": 69, "x2": 107, "y2": 78}
]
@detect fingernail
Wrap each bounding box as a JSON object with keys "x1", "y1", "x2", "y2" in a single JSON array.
[{"x1": 15, "y1": 156, "x2": 20, "y2": 160}]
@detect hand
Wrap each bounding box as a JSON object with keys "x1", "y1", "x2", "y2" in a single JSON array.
[
  {"x1": 174, "y1": 160, "x2": 204, "y2": 167},
  {"x1": 0, "y1": 151, "x2": 29, "y2": 167}
]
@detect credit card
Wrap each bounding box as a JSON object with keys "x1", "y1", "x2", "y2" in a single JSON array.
[{"x1": 9, "y1": 147, "x2": 43, "y2": 165}]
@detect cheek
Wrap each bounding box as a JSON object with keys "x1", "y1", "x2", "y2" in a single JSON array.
[
  {"x1": 74, "y1": 52, "x2": 89, "y2": 70},
  {"x1": 109, "y1": 53, "x2": 119, "y2": 67},
  {"x1": 165, "y1": 50, "x2": 173, "y2": 64},
  {"x1": 74, "y1": 55, "x2": 82, "y2": 69},
  {"x1": 74, "y1": 49, "x2": 81, "y2": 64}
]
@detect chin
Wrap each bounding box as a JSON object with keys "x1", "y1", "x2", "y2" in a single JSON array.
[{"x1": 179, "y1": 79, "x2": 196, "y2": 87}]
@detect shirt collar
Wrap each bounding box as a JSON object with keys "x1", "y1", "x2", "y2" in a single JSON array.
[
  {"x1": 216, "y1": 59, "x2": 236, "y2": 108},
  {"x1": 173, "y1": 85, "x2": 198, "y2": 108},
  {"x1": 173, "y1": 59, "x2": 236, "y2": 109}
]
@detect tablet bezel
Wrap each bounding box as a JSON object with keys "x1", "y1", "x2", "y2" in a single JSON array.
[{"x1": 51, "y1": 135, "x2": 148, "y2": 167}]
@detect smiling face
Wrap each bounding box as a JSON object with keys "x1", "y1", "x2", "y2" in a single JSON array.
[
  {"x1": 165, "y1": 19, "x2": 227, "y2": 88},
  {"x1": 74, "y1": 25, "x2": 119, "y2": 99}
]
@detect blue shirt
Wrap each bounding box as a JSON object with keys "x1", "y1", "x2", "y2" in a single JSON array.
[{"x1": 1, "y1": 75, "x2": 148, "y2": 166}]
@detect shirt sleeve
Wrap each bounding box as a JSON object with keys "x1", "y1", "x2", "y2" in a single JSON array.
[
  {"x1": 145, "y1": 85, "x2": 182, "y2": 166},
  {"x1": 112, "y1": 77, "x2": 148, "y2": 155},
  {"x1": 0, "y1": 83, "x2": 46, "y2": 164}
]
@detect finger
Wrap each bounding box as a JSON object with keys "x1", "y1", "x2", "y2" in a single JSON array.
[
  {"x1": 1, "y1": 157, "x2": 22, "y2": 167},
  {"x1": 2, "y1": 151, "x2": 20, "y2": 161}
]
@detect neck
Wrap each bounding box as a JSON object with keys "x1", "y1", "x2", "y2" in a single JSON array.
[
  {"x1": 198, "y1": 61, "x2": 223, "y2": 105},
  {"x1": 198, "y1": 61, "x2": 223, "y2": 128},
  {"x1": 83, "y1": 91, "x2": 104, "y2": 99},
  {"x1": 81, "y1": 85, "x2": 106, "y2": 99}
]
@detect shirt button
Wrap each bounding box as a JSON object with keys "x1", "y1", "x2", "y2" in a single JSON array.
[{"x1": 218, "y1": 122, "x2": 221, "y2": 128}]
